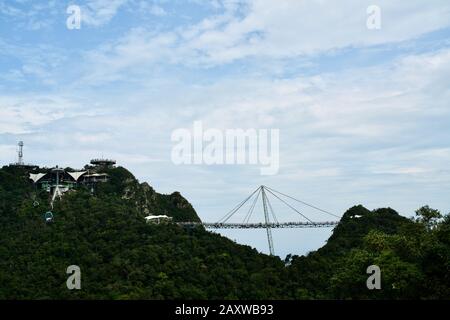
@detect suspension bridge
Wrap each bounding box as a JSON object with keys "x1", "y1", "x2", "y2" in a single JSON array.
[{"x1": 180, "y1": 186, "x2": 341, "y2": 256}]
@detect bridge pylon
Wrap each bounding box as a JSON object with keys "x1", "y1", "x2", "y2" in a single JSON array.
[
  {"x1": 261, "y1": 186, "x2": 275, "y2": 255},
  {"x1": 205, "y1": 185, "x2": 341, "y2": 256}
]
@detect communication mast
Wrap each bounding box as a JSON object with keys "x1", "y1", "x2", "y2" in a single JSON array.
[
  {"x1": 10, "y1": 141, "x2": 36, "y2": 168},
  {"x1": 17, "y1": 141, "x2": 24, "y2": 165}
]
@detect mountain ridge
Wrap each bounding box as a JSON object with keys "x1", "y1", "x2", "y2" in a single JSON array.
[{"x1": 0, "y1": 164, "x2": 448, "y2": 299}]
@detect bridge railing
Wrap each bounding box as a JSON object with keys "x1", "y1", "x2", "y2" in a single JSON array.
[{"x1": 177, "y1": 221, "x2": 339, "y2": 229}]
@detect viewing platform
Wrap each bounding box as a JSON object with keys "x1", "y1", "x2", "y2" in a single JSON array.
[{"x1": 90, "y1": 158, "x2": 116, "y2": 167}]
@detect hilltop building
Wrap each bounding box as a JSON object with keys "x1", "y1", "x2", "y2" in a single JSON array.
[
  {"x1": 28, "y1": 157, "x2": 116, "y2": 203},
  {"x1": 29, "y1": 168, "x2": 107, "y2": 192},
  {"x1": 90, "y1": 158, "x2": 116, "y2": 168},
  {"x1": 5, "y1": 142, "x2": 117, "y2": 207},
  {"x1": 145, "y1": 215, "x2": 173, "y2": 224}
]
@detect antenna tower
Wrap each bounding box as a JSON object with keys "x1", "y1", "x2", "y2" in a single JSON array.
[{"x1": 17, "y1": 141, "x2": 24, "y2": 165}]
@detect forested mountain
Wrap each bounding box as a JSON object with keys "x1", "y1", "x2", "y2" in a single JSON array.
[{"x1": 0, "y1": 165, "x2": 448, "y2": 299}]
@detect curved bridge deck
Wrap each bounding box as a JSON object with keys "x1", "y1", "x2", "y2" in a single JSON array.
[{"x1": 178, "y1": 221, "x2": 339, "y2": 229}]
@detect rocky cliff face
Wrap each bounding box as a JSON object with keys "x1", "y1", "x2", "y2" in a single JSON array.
[{"x1": 100, "y1": 166, "x2": 201, "y2": 222}]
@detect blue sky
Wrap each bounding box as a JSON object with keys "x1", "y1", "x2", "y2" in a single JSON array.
[{"x1": 1, "y1": 0, "x2": 450, "y2": 257}]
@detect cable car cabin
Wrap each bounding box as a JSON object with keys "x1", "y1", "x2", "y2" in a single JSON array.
[{"x1": 44, "y1": 211, "x2": 54, "y2": 223}]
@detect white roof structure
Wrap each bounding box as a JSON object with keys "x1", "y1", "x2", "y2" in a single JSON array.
[
  {"x1": 29, "y1": 173, "x2": 47, "y2": 183},
  {"x1": 67, "y1": 171, "x2": 87, "y2": 182},
  {"x1": 145, "y1": 215, "x2": 172, "y2": 221}
]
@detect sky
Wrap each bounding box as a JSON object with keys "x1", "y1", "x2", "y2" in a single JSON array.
[{"x1": 1, "y1": 0, "x2": 450, "y2": 258}]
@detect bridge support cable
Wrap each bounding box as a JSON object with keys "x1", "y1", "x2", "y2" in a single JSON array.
[
  {"x1": 201, "y1": 185, "x2": 340, "y2": 257},
  {"x1": 264, "y1": 186, "x2": 340, "y2": 219},
  {"x1": 218, "y1": 186, "x2": 261, "y2": 223},
  {"x1": 261, "y1": 186, "x2": 275, "y2": 256},
  {"x1": 264, "y1": 188, "x2": 315, "y2": 223},
  {"x1": 243, "y1": 187, "x2": 261, "y2": 224}
]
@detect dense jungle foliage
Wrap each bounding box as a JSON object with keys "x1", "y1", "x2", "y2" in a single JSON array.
[{"x1": 0, "y1": 165, "x2": 448, "y2": 299}]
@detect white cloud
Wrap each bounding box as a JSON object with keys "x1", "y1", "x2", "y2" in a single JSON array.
[
  {"x1": 137, "y1": 1, "x2": 167, "y2": 16},
  {"x1": 80, "y1": 0, "x2": 450, "y2": 80},
  {"x1": 155, "y1": 48, "x2": 450, "y2": 196},
  {"x1": 371, "y1": 166, "x2": 433, "y2": 175},
  {"x1": 0, "y1": 0, "x2": 59, "y2": 30},
  {"x1": 81, "y1": 0, "x2": 129, "y2": 27},
  {"x1": 214, "y1": 0, "x2": 450, "y2": 59},
  {"x1": 0, "y1": 95, "x2": 101, "y2": 134},
  {"x1": 1, "y1": 0, "x2": 450, "y2": 255}
]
